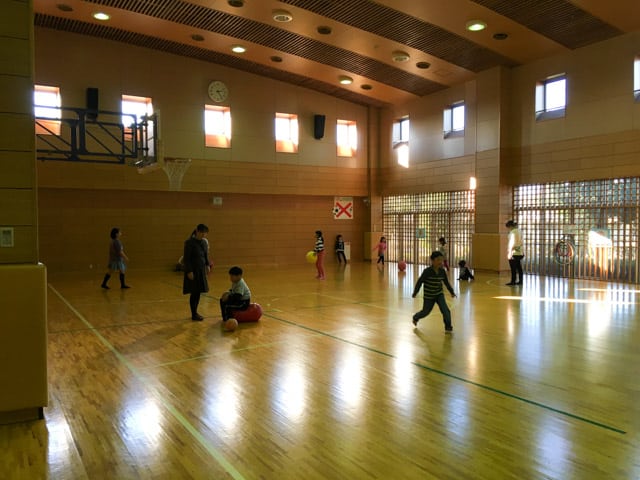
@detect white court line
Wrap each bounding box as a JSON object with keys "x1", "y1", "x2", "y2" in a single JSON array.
[{"x1": 48, "y1": 284, "x2": 246, "y2": 480}]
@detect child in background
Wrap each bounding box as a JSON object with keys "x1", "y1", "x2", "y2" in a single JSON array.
[
  {"x1": 220, "y1": 266, "x2": 251, "y2": 325},
  {"x1": 372, "y1": 236, "x2": 387, "y2": 266},
  {"x1": 457, "y1": 260, "x2": 475, "y2": 281},
  {"x1": 411, "y1": 251, "x2": 456, "y2": 333},
  {"x1": 437, "y1": 237, "x2": 450, "y2": 270},
  {"x1": 314, "y1": 230, "x2": 326, "y2": 280},
  {"x1": 335, "y1": 234, "x2": 347, "y2": 264}
]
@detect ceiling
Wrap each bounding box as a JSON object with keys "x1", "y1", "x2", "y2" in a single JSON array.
[{"x1": 33, "y1": 0, "x2": 640, "y2": 108}]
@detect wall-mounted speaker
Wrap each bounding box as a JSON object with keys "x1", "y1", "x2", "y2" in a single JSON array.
[
  {"x1": 313, "y1": 114, "x2": 326, "y2": 140},
  {"x1": 86, "y1": 87, "x2": 99, "y2": 120}
]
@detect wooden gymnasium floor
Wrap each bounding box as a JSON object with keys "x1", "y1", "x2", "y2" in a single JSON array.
[{"x1": 0, "y1": 262, "x2": 639, "y2": 479}]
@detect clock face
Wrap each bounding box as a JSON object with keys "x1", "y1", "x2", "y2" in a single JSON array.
[{"x1": 208, "y1": 81, "x2": 228, "y2": 102}]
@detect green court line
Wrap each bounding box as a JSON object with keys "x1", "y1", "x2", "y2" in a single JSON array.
[
  {"x1": 264, "y1": 312, "x2": 627, "y2": 435},
  {"x1": 48, "y1": 284, "x2": 247, "y2": 480}
]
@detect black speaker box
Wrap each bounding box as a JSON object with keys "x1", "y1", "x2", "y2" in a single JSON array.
[
  {"x1": 313, "y1": 114, "x2": 326, "y2": 139},
  {"x1": 86, "y1": 87, "x2": 99, "y2": 120}
]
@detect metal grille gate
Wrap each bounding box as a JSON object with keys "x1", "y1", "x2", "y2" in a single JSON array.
[
  {"x1": 514, "y1": 178, "x2": 640, "y2": 283},
  {"x1": 383, "y1": 191, "x2": 475, "y2": 266}
]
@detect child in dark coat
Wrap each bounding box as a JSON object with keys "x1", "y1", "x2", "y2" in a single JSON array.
[{"x1": 457, "y1": 260, "x2": 475, "y2": 281}]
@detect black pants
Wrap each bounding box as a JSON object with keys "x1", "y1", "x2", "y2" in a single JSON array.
[
  {"x1": 509, "y1": 255, "x2": 524, "y2": 284},
  {"x1": 336, "y1": 251, "x2": 347, "y2": 263},
  {"x1": 220, "y1": 294, "x2": 250, "y2": 321}
]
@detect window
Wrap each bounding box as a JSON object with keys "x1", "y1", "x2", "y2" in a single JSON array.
[
  {"x1": 634, "y1": 56, "x2": 640, "y2": 101},
  {"x1": 34, "y1": 85, "x2": 61, "y2": 135},
  {"x1": 275, "y1": 113, "x2": 298, "y2": 153},
  {"x1": 535, "y1": 74, "x2": 566, "y2": 120},
  {"x1": 121, "y1": 94, "x2": 153, "y2": 128},
  {"x1": 392, "y1": 117, "x2": 410, "y2": 168},
  {"x1": 336, "y1": 120, "x2": 357, "y2": 157},
  {"x1": 205, "y1": 105, "x2": 231, "y2": 148},
  {"x1": 122, "y1": 94, "x2": 154, "y2": 155},
  {"x1": 443, "y1": 101, "x2": 465, "y2": 138}
]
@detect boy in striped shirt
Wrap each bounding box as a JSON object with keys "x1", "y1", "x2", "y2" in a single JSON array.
[{"x1": 411, "y1": 251, "x2": 457, "y2": 333}]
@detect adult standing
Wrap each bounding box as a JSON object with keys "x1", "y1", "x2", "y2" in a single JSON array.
[
  {"x1": 183, "y1": 224, "x2": 211, "y2": 320},
  {"x1": 506, "y1": 220, "x2": 524, "y2": 286}
]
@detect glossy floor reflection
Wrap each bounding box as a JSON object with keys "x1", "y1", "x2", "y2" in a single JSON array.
[{"x1": 1, "y1": 262, "x2": 638, "y2": 479}]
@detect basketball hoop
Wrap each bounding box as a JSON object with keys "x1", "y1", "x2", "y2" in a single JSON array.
[{"x1": 163, "y1": 158, "x2": 191, "y2": 191}]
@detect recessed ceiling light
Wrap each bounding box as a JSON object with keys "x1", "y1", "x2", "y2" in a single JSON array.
[
  {"x1": 228, "y1": 0, "x2": 244, "y2": 7},
  {"x1": 466, "y1": 20, "x2": 487, "y2": 32},
  {"x1": 338, "y1": 75, "x2": 353, "y2": 85},
  {"x1": 93, "y1": 12, "x2": 110, "y2": 21},
  {"x1": 273, "y1": 10, "x2": 293, "y2": 22},
  {"x1": 231, "y1": 45, "x2": 246, "y2": 53},
  {"x1": 270, "y1": 55, "x2": 283, "y2": 63},
  {"x1": 56, "y1": 4, "x2": 73, "y2": 12},
  {"x1": 493, "y1": 32, "x2": 509, "y2": 40},
  {"x1": 361, "y1": 84, "x2": 372, "y2": 90},
  {"x1": 317, "y1": 26, "x2": 332, "y2": 35},
  {"x1": 416, "y1": 61, "x2": 431, "y2": 69},
  {"x1": 191, "y1": 34, "x2": 205, "y2": 42},
  {"x1": 392, "y1": 51, "x2": 410, "y2": 62}
]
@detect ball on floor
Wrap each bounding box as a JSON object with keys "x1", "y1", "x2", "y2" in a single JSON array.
[
  {"x1": 398, "y1": 261, "x2": 407, "y2": 272},
  {"x1": 223, "y1": 318, "x2": 238, "y2": 332}
]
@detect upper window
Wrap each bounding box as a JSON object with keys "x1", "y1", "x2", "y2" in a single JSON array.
[
  {"x1": 275, "y1": 113, "x2": 298, "y2": 153},
  {"x1": 535, "y1": 74, "x2": 566, "y2": 120},
  {"x1": 634, "y1": 56, "x2": 640, "y2": 101},
  {"x1": 205, "y1": 105, "x2": 231, "y2": 148},
  {"x1": 34, "y1": 85, "x2": 61, "y2": 135},
  {"x1": 443, "y1": 102, "x2": 465, "y2": 138},
  {"x1": 392, "y1": 116, "x2": 410, "y2": 168},
  {"x1": 121, "y1": 95, "x2": 153, "y2": 128},
  {"x1": 122, "y1": 95, "x2": 154, "y2": 155},
  {"x1": 336, "y1": 120, "x2": 357, "y2": 157}
]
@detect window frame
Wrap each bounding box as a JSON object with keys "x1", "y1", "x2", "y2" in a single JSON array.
[
  {"x1": 443, "y1": 101, "x2": 465, "y2": 138},
  {"x1": 204, "y1": 104, "x2": 231, "y2": 148},
  {"x1": 275, "y1": 112, "x2": 298, "y2": 153},
  {"x1": 34, "y1": 85, "x2": 61, "y2": 135},
  {"x1": 336, "y1": 119, "x2": 357, "y2": 157},
  {"x1": 392, "y1": 116, "x2": 410, "y2": 168},
  {"x1": 535, "y1": 74, "x2": 567, "y2": 121}
]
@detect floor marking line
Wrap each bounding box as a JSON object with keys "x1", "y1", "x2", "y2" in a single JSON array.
[
  {"x1": 264, "y1": 312, "x2": 626, "y2": 435},
  {"x1": 48, "y1": 284, "x2": 247, "y2": 480}
]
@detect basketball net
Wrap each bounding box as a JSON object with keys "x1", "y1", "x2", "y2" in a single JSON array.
[{"x1": 163, "y1": 158, "x2": 191, "y2": 191}]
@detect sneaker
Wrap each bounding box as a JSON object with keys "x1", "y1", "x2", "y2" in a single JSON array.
[
  {"x1": 412, "y1": 317, "x2": 418, "y2": 326},
  {"x1": 121, "y1": 285, "x2": 131, "y2": 289},
  {"x1": 505, "y1": 282, "x2": 516, "y2": 286},
  {"x1": 101, "y1": 285, "x2": 109, "y2": 289},
  {"x1": 445, "y1": 327, "x2": 453, "y2": 334},
  {"x1": 191, "y1": 314, "x2": 204, "y2": 321}
]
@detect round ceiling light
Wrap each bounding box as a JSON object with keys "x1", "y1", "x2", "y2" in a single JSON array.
[
  {"x1": 493, "y1": 32, "x2": 509, "y2": 40},
  {"x1": 270, "y1": 55, "x2": 283, "y2": 63},
  {"x1": 361, "y1": 84, "x2": 373, "y2": 91},
  {"x1": 392, "y1": 51, "x2": 410, "y2": 62},
  {"x1": 317, "y1": 25, "x2": 332, "y2": 35},
  {"x1": 191, "y1": 34, "x2": 205, "y2": 42},
  {"x1": 93, "y1": 12, "x2": 110, "y2": 21},
  {"x1": 231, "y1": 45, "x2": 246, "y2": 53},
  {"x1": 416, "y1": 61, "x2": 431, "y2": 69},
  {"x1": 273, "y1": 10, "x2": 293, "y2": 22},
  {"x1": 466, "y1": 20, "x2": 487, "y2": 32},
  {"x1": 338, "y1": 76, "x2": 353, "y2": 85},
  {"x1": 56, "y1": 4, "x2": 73, "y2": 12},
  {"x1": 228, "y1": 0, "x2": 244, "y2": 7}
]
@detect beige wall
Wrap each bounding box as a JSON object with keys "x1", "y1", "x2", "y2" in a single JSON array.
[
  {"x1": 33, "y1": 28, "x2": 371, "y2": 272},
  {"x1": 0, "y1": 0, "x2": 38, "y2": 264}
]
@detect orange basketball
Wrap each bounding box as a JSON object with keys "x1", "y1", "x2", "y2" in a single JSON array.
[
  {"x1": 398, "y1": 261, "x2": 407, "y2": 272},
  {"x1": 223, "y1": 318, "x2": 238, "y2": 332}
]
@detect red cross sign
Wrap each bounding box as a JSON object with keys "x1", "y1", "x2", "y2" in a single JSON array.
[{"x1": 333, "y1": 197, "x2": 353, "y2": 220}]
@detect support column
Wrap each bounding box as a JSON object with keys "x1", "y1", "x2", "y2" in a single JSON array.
[{"x1": 0, "y1": 0, "x2": 48, "y2": 423}]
